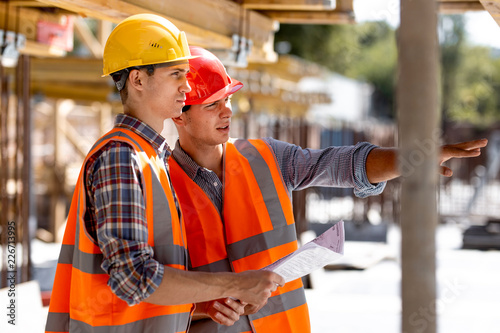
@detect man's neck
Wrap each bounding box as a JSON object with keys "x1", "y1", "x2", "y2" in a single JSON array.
[
  {"x1": 123, "y1": 106, "x2": 164, "y2": 134},
  {"x1": 179, "y1": 140, "x2": 224, "y2": 180}
]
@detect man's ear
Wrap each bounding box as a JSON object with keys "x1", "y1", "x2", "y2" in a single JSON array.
[
  {"x1": 171, "y1": 114, "x2": 185, "y2": 126},
  {"x1": 128, "y1": 69, "x2": 144, "y2": 91}
]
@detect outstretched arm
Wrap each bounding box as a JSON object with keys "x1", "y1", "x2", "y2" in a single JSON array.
[{"x1": 366, "y1": 138, "x2": 488, "y2": 184}]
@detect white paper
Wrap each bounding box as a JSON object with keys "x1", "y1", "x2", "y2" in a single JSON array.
[{"x1": 262, "y1": 220, "x2": 345, "y2": 283}]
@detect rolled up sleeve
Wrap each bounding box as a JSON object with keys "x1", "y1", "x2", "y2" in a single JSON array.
[
  {"x1": 264, "y1": 138, "x2": 386, "y2": 198},
  {"x1": 352, "y1": 142, "x2": 386, "y2": 198}
]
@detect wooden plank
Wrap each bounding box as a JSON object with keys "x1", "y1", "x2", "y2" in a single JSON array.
[
  {"x1": 336, "y1": 0, "x2": 353, "y2": 12},
  {"x1": 9, "y1": 0, "x2": 55, "y2": 7},
  {"x1": 438, "y1": 1, "x2": 484, "y2": 12},
  {"x1": 124, "y1": 0, "x2": 278, "y2": 62},
  {"x1": 480, "y1": 0, "x2": 500, "y2": 18},
  {"x1": 31, "y1": 57, "x2": 103, "y2": 82},
  {"x1": 0, "y1": 3, "x2": 71, "y2": 57},
  {"x1": 22, "y1": 40, "x2": 67, "y2": 57},
  {"x1": 36, "y1": 0, "x2": 278, "y2": 63},
  {"x1": 480, "y1": 1, "x2": 500, "y2": 27},
  {"x1": 96, "y1": 20, "x2": 112, "y2": 46},
  {"x1": 36, "y1": 0, "x2": 232, "y2": 49},
  {"x1": 439, "y1": 0, "x2": 480, "y2": 2},
  {"x1": 243, "y1": 54, "x2": 327, "y2": 81},
  {"x1": 60, "y1": 117, "x2": 95, "y2": 156},
  {"x1": 0, "y1": 4, "x2": 67, "y2": 39},
  {"x1": 263, "y1": 10, "x2": 354, "y2": 24},
  {"x1": 73, "y1": 17, "x2": 102, "y2": 58},
  {"x1": 242, "y1": 0, "x2": 335, "y2": 11},
  {"x1": 31, "y1": 81, "x2": 113, "y2": 101}
]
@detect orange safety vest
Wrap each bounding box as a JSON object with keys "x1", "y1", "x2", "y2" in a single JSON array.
[
  {"x1": 170, "y1": 139, "x2": 310, "y2": 333},
  {"x1": 45, "y1": 128, "x2": 193, "y2": 333}
]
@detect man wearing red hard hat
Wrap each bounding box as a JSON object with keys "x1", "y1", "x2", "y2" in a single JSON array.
[{"x1": 170, "y1": 46, "x2": 487, "y2": 332}]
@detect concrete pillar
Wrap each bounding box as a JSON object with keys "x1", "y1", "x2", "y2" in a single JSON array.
[{"x1": 398, "y1": 0, "x2": 439, "y2": 332}]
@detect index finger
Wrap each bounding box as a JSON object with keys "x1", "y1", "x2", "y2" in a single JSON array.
[
  {"x1": 224, "y1": 297, "x2": 245, "y2": 314},
  {"x1": 449, "y1": 138, "x2": 488, "y2": 150}
]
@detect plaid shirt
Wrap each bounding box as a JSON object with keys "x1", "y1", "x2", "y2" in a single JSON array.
[
  {"x1": 84, "y1": 113, "x2": 174, "y2": 305},
  {"x1": 172, "y1": 138, "x2": 386, "y2": 214}
]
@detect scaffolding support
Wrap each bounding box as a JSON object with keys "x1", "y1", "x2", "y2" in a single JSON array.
[{"x1": 398, "y1": 0, "x2": 440, "y2": 332}]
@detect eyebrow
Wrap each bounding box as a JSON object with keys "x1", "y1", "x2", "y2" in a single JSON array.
[{"x1": 169, "y1": 66, "x2": 189, "y2": 73}]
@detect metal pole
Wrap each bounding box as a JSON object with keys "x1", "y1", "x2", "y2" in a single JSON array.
[
  {"x1": 398, "y1": 0, "x2": 439, "y2": 332},
  {"x1": 0, "y1": 66, "x2": 11, "y2": 288},
  {"x1": 21, "y1": 55, "x2": 31, "y2": 282},
  {"x1": 0, "y1": 61, "x2": 6, "y2": 288}
]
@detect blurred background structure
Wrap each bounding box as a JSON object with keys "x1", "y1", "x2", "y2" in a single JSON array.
[{"x1": 0, "y1": 0, "x2": 500, "y2": 332}]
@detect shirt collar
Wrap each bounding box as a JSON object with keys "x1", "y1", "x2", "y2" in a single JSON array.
[
  {"x1": 171, "y1": 140, "x2": 202, "y2": 180},
  {"x1": 114, "y1": 113, "x2": 171, "y2": 156}
]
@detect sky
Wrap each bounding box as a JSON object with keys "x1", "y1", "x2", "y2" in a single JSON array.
[{"x1": 353, "y1": 0, "x2": 500, "y2": 49}]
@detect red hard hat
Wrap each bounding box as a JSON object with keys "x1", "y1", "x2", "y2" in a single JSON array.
[{"x1": 185, "y1": 46, "x2": 243, "y2": 105}]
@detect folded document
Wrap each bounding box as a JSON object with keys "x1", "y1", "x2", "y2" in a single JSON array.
[{"x1": 262, "y1": 220, "x2": 345, "y2": 283}]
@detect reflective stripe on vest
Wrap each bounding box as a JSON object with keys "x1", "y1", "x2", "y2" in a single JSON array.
[
  {"x1": 45, "y1": 128, "x2": 192, "y2": 333},
  {"x1": 170, "y1": 139, "x2": 310, "y2": 333}
]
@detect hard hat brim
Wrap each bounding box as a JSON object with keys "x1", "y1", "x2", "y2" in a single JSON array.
[
  {"x1": 102, "y1": 56, "x2": 197, "y2": 78},
  {"x1": 186, "y1": 79, "x2": 243, "y2": 105}
]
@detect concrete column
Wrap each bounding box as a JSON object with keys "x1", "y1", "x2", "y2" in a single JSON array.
[{"x1": 398, "y1": 1, "x2": 440, "y2": 332}]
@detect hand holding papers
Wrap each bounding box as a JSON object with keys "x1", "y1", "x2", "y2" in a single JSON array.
[{"x1": 262, "y1": 220, "x2": 345, "y2": 283}]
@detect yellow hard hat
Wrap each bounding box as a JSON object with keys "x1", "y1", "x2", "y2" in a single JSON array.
[{"x1": 103, "y1": 13, "x2": 193, "y2": 76}]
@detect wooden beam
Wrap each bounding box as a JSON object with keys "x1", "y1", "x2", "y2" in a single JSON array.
[
  {"x1": 31, "y1": 57, "x2": 104, "y2": 83},
  {"x1": 439, "y1": 0, "x2": 480, "y2": 2},
  {"x1": 30, "y1": 57, "x2": 115, "y2": 100},
  {"x1": 96, "y1": 20, "x2": 112, "y2": 46},
  {"x1": 398, "y1": 0, "x2": 439, "y2": 331},
  {"x1": 31, "y1": 81, "x2": 113, "y2": 101},
  {"x1": 36, "y1": 0, "x2": 279, "y2": 63},
  {"x1": 480, "y1": 0, "x2": 500, "y2": 26},
  {"x1": 0, "y1": 4, "x2": 67, "y2": 40},
  {"x1": 9, "y1": 1, "x2": 55, "y2": 7},
  {"x1": 242, "y1": 54, "x2": 328, "y2": 81},
  {"x1": 59, "y1": 117, "x2": 95, "y2": 157},
  {"x1": 22, "y1": 40, "x2": 67, "y2": 57},
  {"x1": 336, "y1": 0, "x2": 353, "y2": 12},
  {"x1": 0, "y1": 4, "x2": 71, "y2": 57},
  {"x1": 263, "y1": 10, "x2": 354, "y2": 24},
  {"x1": 125, "y1": 0, "x2": 278, "y2": 62},
  {"x1": 35, "y1": 0, "x2": 232, "y2": 49},
  {"x1": 438, "y1": 1, "x2": 484, "y2": 13},
  {"x1": 73, "y1": 17, "x2": 103, "y2": 58},
  {"x1": 242, "y1": 0, "x2": 335, "y2": 11}
]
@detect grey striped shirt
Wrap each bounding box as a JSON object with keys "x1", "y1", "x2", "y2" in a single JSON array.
[{"x1": 171, "y1": 138, "x2": 386, "y2": 214}]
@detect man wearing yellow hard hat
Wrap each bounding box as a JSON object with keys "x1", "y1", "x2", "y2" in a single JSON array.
[{"x1": 45, "y1": 14, "x2": 284, "y2": 333}]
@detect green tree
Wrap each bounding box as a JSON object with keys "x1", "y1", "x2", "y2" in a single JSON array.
[
  {"x1": 448, "y1": 46, "x2": 498, "y2": 126},
  {"x1": 275, "y1": 22, "x2": 397, "y2": 119},
  {"x1": 276, "y1": 19, "x2": 500, "y2": 125},
  {"x1": 440, "y1": 15, "x2": 500, "y2": 127},
  {"x1": 346, "y1": 22, "x2": 397, "y2": 119},
  {"x1": 440, "y1": 15, "x2": 466, "y2": 123}
]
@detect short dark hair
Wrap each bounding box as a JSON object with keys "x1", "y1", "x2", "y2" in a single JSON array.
[
  {"x1": 182, "y1": 105, "x2": 191, "y2": 112},
  {"x1": 112, "y1": 65, "x2": 156, "y2": 104}
]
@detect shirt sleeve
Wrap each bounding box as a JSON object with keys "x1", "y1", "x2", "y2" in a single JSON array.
[
  {"x1": 263, "y1": 138, "x2": 386, "y2": 198},
  {"x1": 88, "y1": 141, "x2": 164, "y2": 306}
]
